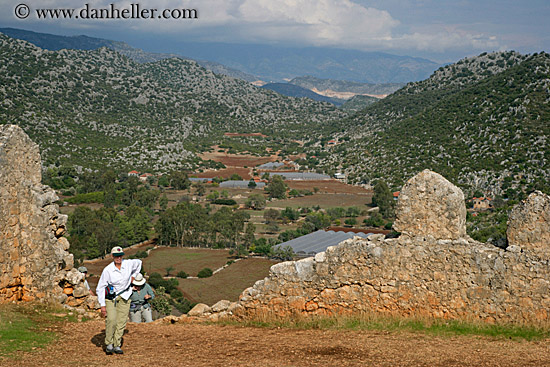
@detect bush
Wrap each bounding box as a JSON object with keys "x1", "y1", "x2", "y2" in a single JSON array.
[
  {"x1": 148, "y1": 272, "x2": 179, "y2": 293},
  {"x1": 170, "y1": 289, "x2": 183, "y2": 299},
  {"x1": 176, "y1": 270, "x2": 188, "y2": 279},
  {"x1": 128, "y1": 250, "x2": 148, "y2": 259},
  {"x1": 197, "y1": 268, "x2": 213, "y2": 278},
  {"x1": 212, "y1": 198, "x2": 237, "y2": 205},
  {"x1": 171, "y1": 297, "x2": 196, "y2": 314}
]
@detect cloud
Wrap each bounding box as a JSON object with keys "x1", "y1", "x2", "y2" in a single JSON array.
[{"x1": 1, "y1": 0, "x2": 504, "y2": 53}]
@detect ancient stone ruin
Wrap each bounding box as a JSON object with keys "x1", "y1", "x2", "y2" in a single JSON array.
[
  {"x1": 0, "y1": 125, "x2": 96, "y2": 315},
  {"x1": 188, "y1": 169, "x2": 550, "y2": 325}
]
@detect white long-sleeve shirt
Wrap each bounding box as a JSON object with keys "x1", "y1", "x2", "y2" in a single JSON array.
[{"x1": 96, "y1": 259, "x2": 142, "y2": 307}]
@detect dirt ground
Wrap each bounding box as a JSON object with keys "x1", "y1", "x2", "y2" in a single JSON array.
[{"x1": 9, "y1": 319, "x2": 550, "y2": 367}]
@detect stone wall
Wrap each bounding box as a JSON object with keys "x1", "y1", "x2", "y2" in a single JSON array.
[
  {"x1": 221, "y1": 170, "x2": 550, "y2": 324},
  {"x1": 0, "y1": 125, "x2": 94, "y2": 313}
]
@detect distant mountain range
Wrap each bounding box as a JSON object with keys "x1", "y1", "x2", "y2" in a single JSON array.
[
  {"x1": 289, "y1": 76, "x2": 404, "y2": 98},
  {"x1": 166, "y1": 42, "x2": 441, "y2": 83},
  {"x1": 0, "y1": 27, "x2": 441, "y2": 84},
  {"x1": 261, "y1": 83, "x2": 344, "y2": 106},
  {"x1": 0, "y1": 27, "x2": 259, "y2": 82},
  {"x1": 260, "y1": 81, "x2": 382, "y2": 111}
]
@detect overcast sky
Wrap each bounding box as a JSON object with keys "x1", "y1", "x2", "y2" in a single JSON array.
[{"x1": 1, "y1": 0, "x2": 549, "y2": 62}]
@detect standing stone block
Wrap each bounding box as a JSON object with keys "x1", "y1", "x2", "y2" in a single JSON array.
[
  {"x1": 0, "y1": 125, "x2": 88, "y2": 306},
  {"x1": 507, "y1": 191, "x2": 550, "y2": 255},
  {"x1": 393, "y1": 169, "x2": 467, "y2": 240}
]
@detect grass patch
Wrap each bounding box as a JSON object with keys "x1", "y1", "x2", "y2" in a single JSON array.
[
  {"x1": 221, "y1": 313, "x2": 550, "y2": 341},
  {"x1": 0, "y1": 303, "x2": 74, "y2": 359}
]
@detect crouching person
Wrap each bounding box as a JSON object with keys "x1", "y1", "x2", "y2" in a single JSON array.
[
  {"x1": 129, "y1": 273, "x2": 155, "y2": 323},
  {"x1": 96, "y1": 246, "x2": 142, "y2": 355}
]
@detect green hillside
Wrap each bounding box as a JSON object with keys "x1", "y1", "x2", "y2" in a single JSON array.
[
  {"x1": 316, "y1": 51, "x2": 550, "y2": 198},
  {"x1": 0, "y1": 34, "x2": 345, "y2": 172}
]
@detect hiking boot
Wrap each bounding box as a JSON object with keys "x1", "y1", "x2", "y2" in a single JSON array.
[
  {"x1": 113, "y1": 346, "x2": 124, "y2": 354},
  {"x1": 106, "y1": 344, "x2": 114, "y2": 354}
]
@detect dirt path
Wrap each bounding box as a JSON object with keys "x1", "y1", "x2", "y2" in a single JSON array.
[{"x1": 9, "y1": 320, "x2": 550, "y2": 367}]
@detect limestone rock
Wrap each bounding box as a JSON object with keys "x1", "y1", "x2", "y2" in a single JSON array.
[
  {"x1": 188, "y1": 303, "x2": 211, "y2": 317},
  {"x1": 73, "y1": 285, "x2": 89, "y2": 298},
  {"x1": 507, "y1": 191, "x2": 550, "y2": 255},
  {"x1": 393, "y1": 169, "x2": 467, "y2": 240},
  {"x1": 211, "y1": 299, "x2": 231, "y2": 312}
]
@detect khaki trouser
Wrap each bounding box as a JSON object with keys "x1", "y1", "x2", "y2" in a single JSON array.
[
  {"x1": 129, "y1": 305, "x2": 153, "y2": 323},
  {"x1": 105, "y1": 297, "x2": 130, "y2": 347}
]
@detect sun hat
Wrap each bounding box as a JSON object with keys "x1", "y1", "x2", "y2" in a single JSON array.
[
  {"x1": 111, "y1": 246, "x2": 125, "y2": 256},
  {"x1": 77, "y1": 266, "x2": 88, "y2": 273},
  {"x1": 132, "y1": 273, "x2": 146, "y2": 286}
]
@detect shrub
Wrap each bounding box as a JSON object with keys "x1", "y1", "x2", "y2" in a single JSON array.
[
  {"x1": 212, "y1": 198, "x2": 237, "y2": 205},
  {"x1": 176, "y1": 270, "x2": 188, "y2": 279},
  {"x1": 197, "y1": 268, "x2": 213, "y2": 278}
]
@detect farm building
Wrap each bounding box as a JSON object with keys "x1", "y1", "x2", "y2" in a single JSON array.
[
  {"x1": 219, "y1": 180, "x2": 266, "y2": 189},
  {"x1": 267, "y1": 172, "x2": 331, "y2": 180},
  {"x1": 274, "y1": 229, "x2": 372, "y2": 257},
  {"x1": 257, "y1": 162, "x2": 285, "y2": 169}
]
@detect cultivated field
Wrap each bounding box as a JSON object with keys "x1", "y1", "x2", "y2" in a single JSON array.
[
  {"x1": 268, "y1": 193, "x2": 371, "y2": 209},
  {"x1": 84, "y1": 247, "x2": 278, "y2": 305},
  {"x1": 286, "y1": 180, "x2": 372, "y2": 194},
  {"x1": 175, "y1": 257, "x2": 277, "y2": 304}
]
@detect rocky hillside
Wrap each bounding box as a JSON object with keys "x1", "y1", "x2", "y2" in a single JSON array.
[
  {"x1": 0, "y1": 27, "x2": 259, "y2": 82},
  {"x1": 0, "y1": 34, "x2": 344, "y2": 172},
  {"x1": 316, "y1": 51, "x2": 550, "y2": 197}
]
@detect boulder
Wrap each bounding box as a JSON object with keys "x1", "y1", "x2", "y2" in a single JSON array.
[
  {"x1": 393, "y1": 169, "x2": 467, "y2": 240},
  {"x1": 188, "y1": 303, "x2": 211, "y2": 317}
]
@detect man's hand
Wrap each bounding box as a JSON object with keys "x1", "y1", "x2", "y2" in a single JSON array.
[
  {"x1": 101, "y1": 306, "x2": 106, "y2": 317},
  {"x1": 144, "y1": 294, "x2": 151, "y2": 300}
]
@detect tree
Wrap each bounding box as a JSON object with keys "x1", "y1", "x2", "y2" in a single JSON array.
[
  {"x1": 281, "y1": 207, "x2": 299, "y2": 221},
  {"x1": 246, "y1": 193, "x2": 266, "y2": 210},
  {"x1": 170, "y1": 171, "x2": 190, "y2": 190},
  {"x1": 165, "y1": 266, "x2": 175, "y2": 276},
  {"x1": 103, "y1": 184, "x2": 116, "y2": 208},
  {"x1": 158, "y1": 175, "x2": 170, "y2": 187},
  {"x1": 305, "y1": 212, "x2": 331, "y2": 230},
  {"x1": 344, "y1": 218, "x2": 357, "y2": 226},
  {"x1": 372, "y1": 180, "x2": 394, "y2": 218},
  {"x1": 159, "y1": 194, "x2": 168, "y2": 211},
  {"x1": 263, "y1": 208, "x2": 280, "y2": 222},
  {"x1": 195, "y1": 182, "x2": 206, "y2": 196},
  {"x1": 243, "y1": 223, "x2": 256, "y2": 248},
  {"x1": 265, "y1": 175, "x2": 287, "y2": 199},
  {"x1": 248, "y1": 179, "x2": 257, "y2": 188},
  {"x1": 207, "y1": 191, "x2": 220, "y2": 201}
]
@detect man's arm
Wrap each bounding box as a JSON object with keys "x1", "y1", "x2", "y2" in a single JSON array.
[{"x1": 96, "y1": 269, "x2": 109, "y2": 317}]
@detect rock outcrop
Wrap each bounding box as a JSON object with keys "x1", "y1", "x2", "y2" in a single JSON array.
[
  {"x1": 507, "y1": 191, "x2": 550, "y2": 256},
  {"x1": 193, "y1": 170, "x2": 550, "y2": 325},
  {"x1": 0, "y1": 125, "x2": 96, "y2": 314},
  {"x1": 393, "y1": 169, "x2": 467, "y2": 240}
]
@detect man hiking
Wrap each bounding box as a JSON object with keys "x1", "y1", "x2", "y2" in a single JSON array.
[{"x1": 96, "y1": 246, "x2": 142, "y2": 354}]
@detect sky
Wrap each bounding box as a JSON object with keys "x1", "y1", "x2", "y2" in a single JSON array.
[{"x1": 1, "y1": 0, "x2": 549, "y2": 62}]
